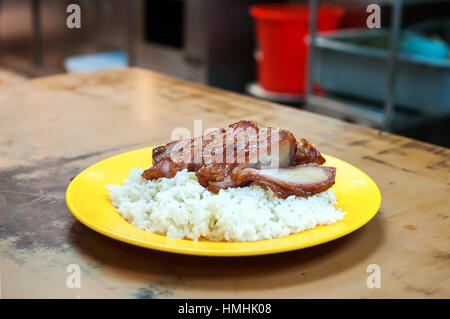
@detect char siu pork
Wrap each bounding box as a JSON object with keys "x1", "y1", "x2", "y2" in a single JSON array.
[{"x1": 142, "y1": 121, "x2": 335, "y2": 198}]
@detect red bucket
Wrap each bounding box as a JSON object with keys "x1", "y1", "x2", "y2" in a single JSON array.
[{"x1": 250, "y1": 4, "x2": 344, "y2": 95}]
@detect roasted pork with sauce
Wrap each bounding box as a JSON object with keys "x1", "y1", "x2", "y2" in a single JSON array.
[{"x1": 142, "y1": 121, "x2": 335, "y2": 198}]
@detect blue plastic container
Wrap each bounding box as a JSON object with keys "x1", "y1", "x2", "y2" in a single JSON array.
[
  {"x1": 401, "y1": 33, "x2": 449, "y2": 60},
  {"x1": 314, "y1": 28, "x2": 450, "y2": 114},
  {"x1": 64, "y1": 51, "x2": 128, "y2": 73}
]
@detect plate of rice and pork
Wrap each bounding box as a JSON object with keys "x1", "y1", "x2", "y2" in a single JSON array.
[{"x1": 66, "y1": 120, "x2": 381, "y2": 256}]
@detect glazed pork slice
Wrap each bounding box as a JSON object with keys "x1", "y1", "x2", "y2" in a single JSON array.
[
  {"x1": 295, "y1": 138, "x2": 326, "y2": 165},
  {"x1": 142, "y1": 120, "x2": 298, "y2": 181},
  {"x1": 195, "y1": 124, "x2": 299, "y2": 190},
  {"x1": 142, "y1": 120, "x2": 332, "y2": 197},
  {"x1": 233, "y1": 165, "x2": 336, "y2": 199}
]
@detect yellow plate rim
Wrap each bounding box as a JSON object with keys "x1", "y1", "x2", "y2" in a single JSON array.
[{"x1": 66, "y1": 147, "x2": 381, "y2": 257}]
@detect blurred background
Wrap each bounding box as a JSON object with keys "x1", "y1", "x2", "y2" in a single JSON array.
[{"x1": 0, "y1": 0, "x2": 449, "y2": 146}]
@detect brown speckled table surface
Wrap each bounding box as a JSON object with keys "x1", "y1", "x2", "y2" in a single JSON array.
[{"x1": 1, "y1": 68, "x2": 449, "y2": 298}]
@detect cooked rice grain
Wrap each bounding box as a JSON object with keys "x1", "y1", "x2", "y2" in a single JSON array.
[{"x1": 107, "y1": 169, "x2": 345, "y2": 242}]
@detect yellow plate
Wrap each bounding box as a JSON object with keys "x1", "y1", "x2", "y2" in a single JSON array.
[{"x1": 66, "y1": 147, "x2": 381, "y2": 256}]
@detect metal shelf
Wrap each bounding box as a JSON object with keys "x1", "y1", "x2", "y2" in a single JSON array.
[
  {"x1": 306, "y1": 95, "x2": 385, "y2": 127},
  {"x1": 306, "y1": 94, "x2": 448, "y2": 130},
  {"x1": 305, "y1": 0, "x2": 448, "y2": 131},
  {"x1": 246, "y1": 82, "x2": 303, "y2": 104}
]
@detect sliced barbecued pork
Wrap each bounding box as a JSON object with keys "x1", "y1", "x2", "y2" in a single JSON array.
[
  {"x1": 142, "y1": 120, "x2": 334, "y2": 197},
  {"x1": 142, "y1": 120, "x2": 297, "y2": 180},
  {"x1": 233, "y1": 165, "x2": 336, "y2": 199}
]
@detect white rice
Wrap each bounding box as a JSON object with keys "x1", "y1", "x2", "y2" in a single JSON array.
[{"x1": 107, "y1": 168, "x2": 345, "y2": 242}]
